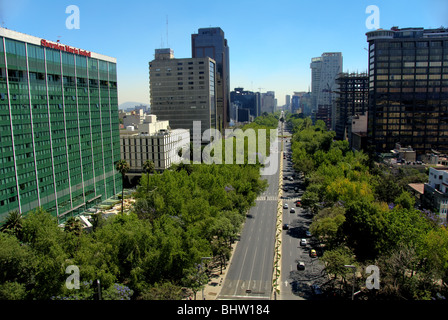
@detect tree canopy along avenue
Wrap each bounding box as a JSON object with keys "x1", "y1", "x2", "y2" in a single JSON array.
[{"x1": 286, "y1": 113, "x2": 448, "y2": 300}]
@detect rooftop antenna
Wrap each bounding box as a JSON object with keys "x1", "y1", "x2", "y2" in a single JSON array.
[{"x1": 166, "y1": 15, "x2": 169, "y2": 48}]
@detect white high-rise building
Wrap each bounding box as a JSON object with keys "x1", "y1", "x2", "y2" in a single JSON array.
[{"x1": 310, "y1": 52, "x2": 343, "y2": 129}]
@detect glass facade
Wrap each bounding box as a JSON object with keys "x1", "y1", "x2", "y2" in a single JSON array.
[
  {"x1": 0, "y1": 31, "x2": 121, "y2": 223},
  {"x1": 367, "y1": 28, "x2": 448, "y2": 154},
  {"x1": 192, "y1": 27, "x2": 230, "y2": 131}
]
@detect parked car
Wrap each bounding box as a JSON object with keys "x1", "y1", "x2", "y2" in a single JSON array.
[
  {"x1": 295, "y1": 201, "x2": 301, "y2": 207},
  {"x1": 310, "y1": 249, "x2": 317, "y2": 257},
  {"x1": 282, "y1": 224, "x2": 289, "y2": 230},
  {"x1": 311, "y1": 284, "x2": 322, "y2": 295},
  {"x1": 305, "y1": 230, "x2": 311, "y2": 237},
  {"x1": 300, "y1": 239, "x2": 307, "y2": 246},
  {"x1": 283, "y1": 203, "x2": 289, "y2": 209},
  {"x1": 297, "y1": 261, "x2": 305, "y2": 270}
]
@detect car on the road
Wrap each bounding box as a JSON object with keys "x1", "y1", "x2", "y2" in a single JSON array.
[
  {"x1": 311, "y1": 284, "x2": 322, "y2": 295},
  {"x1": 290, "y1": 208, "x2": 295, "y2": 213},
  {"x1": 283, "y1": 203, "x2": 289, "y2": 209},
  {"x1": 282, "y1": 223, "x2": 289, "y2": 230},
  {"x1": 300, "y1": 239, "x2": 307, "y2": 246},
  {"x1": 310, "y1": 249, "x2": 317, "y2": 257},
  {"x1": 297, "y1": 261, "x2": 305, "y2": 270}
]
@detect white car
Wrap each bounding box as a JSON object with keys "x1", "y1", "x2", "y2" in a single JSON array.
[
  {"x1": 300, "y1": 238, "x2": 307, "y2": 246},
  {"x1": 283, "y1": 203, "x2": 289, "y2": 209}
]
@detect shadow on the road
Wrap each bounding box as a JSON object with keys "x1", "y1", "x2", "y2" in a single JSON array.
[{"x1": 286, "y1": 222, "x2": 311, "y2": 239}]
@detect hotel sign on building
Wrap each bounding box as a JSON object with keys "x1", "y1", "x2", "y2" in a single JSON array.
[{"x1": 40, "y1": 39, "x2": 91, "y2": 57}]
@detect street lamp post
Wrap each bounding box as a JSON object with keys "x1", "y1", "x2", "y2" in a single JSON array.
[{"x1": 344, "y1": 265, "x2": 356, "y2": 300}]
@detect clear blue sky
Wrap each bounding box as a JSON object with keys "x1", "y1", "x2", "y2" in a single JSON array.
[{"x1": 1, "y1": 0, "x2": 447, "y2": 106}]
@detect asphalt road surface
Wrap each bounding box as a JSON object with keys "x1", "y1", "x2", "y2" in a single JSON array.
[
  {"x1": 218, "y1": 121, "x2": 326, "y2": 300},
  {"x1": 217, "y1": 126, "x2": 281, "y2": 300}
]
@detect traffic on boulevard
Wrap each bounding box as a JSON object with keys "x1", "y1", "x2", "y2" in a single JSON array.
[{"x1": 279, "y1": 121, "x2": 326, "y2": 300}]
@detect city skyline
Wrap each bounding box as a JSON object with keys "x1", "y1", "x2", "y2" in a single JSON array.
[{"x1": 1, "y1": 0, "x2": 447, "y2": 106}]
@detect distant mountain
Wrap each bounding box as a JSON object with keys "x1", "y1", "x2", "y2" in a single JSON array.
[{"x1": 118, "y1": 101, "x2": 150, "y2": 110}]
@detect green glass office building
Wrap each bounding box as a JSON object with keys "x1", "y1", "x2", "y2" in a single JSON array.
[{"x1": 0, "y1": 28, "x2": 121, "y2": 223}]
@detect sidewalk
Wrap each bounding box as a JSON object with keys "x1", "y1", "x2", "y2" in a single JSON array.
[{"x1": 195, "y1": 240, "x2": 238, "y2": 300}]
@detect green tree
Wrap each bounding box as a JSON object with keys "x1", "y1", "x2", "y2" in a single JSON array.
[
  {"x1": 142, "y1": 160, "x2": 155, "y2": 193},
  {"x1": 310, "y1": 205, "x2": 346, "y2": 249},
  {"x1": 64, "y1": 217, "x2": 83, "y2": 236},
  {"x1": 182, "y1": 265, "x2": 209, "y2": 300},
  {"x1": 343, "y1": 200, "x2": 387, "y2": 261},
  {"x1": 20, "y1": 208, "x2": 69, "y2": 299},
  {"x1": 137, "y1": 281, "x2": 185, "y2": 300},
  {"x1": 0, "y1": 210, "x2": 24, "y2": 240},
  {"x1": 321, "y1": 247, "x2": 356, "y2": 293},
  {"x1": 0, "y1": 233, "x2": 34, "y2": 295},
  {"x1": 393, "y1": 191, "x2": 415, "y2": 210},
  {"x1": 115, "y1": 160, "x2": 130, "y2": 215}
]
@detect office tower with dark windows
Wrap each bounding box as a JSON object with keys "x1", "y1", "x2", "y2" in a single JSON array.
[
  {"x1": 366, "y1": 27, "x2": 448, "y2": 154},
  {"x1": 192, "y1": 27, "x2": 230, "y2": 131},
  {"x1": 149, "y1": 48, "x2": 217, "y2": 142},
  {"x1": 0, "y1": 28, "x2": 121, "y2": 223},
  {"x1": 230, "y1": 87, "x2": 259, "y2": 119},
  {"x1": 334, "y1": 72, "x2": 369, "y2": 140}
]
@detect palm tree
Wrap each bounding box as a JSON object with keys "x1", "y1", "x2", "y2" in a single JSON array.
[
  {"x1": 115, "y1": 159, "x2": 130, "y2": 215},
  {"x1": 64, "y1": 217, "x2": 83, "y2": 236},
  {"x1": 142, "y1": 160, "x2": 155, "y2": 193},
  {"x1": 0, "y1": 210, "x2": 23, "y2": 240}
]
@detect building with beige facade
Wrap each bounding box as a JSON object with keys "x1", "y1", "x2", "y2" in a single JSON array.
[{"x1": 149, "y1": 48, "x2": 216, "y2": 142}]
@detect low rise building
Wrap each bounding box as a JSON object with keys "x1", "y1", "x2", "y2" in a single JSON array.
[
  {"x1": 422, "y1": 167, "x2": 448, "y2": 223},
  {"x1": 120, "y1": 115, "x2": 190, "y2": 174}
]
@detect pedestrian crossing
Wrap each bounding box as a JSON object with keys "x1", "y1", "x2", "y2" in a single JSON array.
[
  {"x1": 256, "y1": 196, "x2": 302, "y2": 202},
  {"x1": 256, "y1": 196, "x2": 278, "y2": 201}
]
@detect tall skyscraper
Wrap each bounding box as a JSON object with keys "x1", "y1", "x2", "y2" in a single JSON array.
[
  {"x1": 149, "y1": 48, "x2": 217, "y2": 142},
  {"x1": 0, "y1": 28, "x2": 121, "y2": 223},
  {"x1": 310, "y1": 52, "x2": 343, "y2": 128},
  {"x1": 285, "y1": 94, "x2": 291, "y2": 111},
  {"x1": 192, "y1": 27, "x2": 230, "y2": 131},
  {"x1": 366, "y1": 27, "x2": 448, "y2": 154}
]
